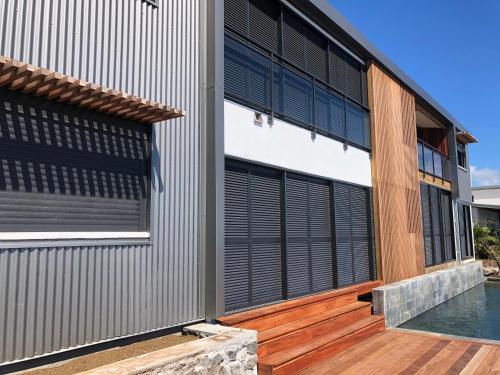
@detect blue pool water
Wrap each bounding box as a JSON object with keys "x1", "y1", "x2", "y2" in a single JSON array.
[{"x1": 399, "y1": 282, "x2": 500, "y2": 340}]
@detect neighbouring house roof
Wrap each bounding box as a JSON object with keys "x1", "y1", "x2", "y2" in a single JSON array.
[
  {"x1": 472, "y1": 203, "x2": 500, "y2": 211},
  {"x1": 472, "y1": 186, "x2": 500, "y2": 191},
  {"x1": 300, "y1": 0, "x2": 475, "y2": 138},
  {"x1": 0, "y1": 56, "x2": 185, "y2": 124}
]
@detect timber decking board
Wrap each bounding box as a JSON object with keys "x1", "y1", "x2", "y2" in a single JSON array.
[
  {"x1": 258, "y1": 301, "x2": 370, "y2": 343},
  {"x1": 260, "y1": 315, "x2": 384, "y2": 367},
  {"x1": 257, "y1": 302, "x2": 372, "y2": 358},
  {"x1": 368, "y1": 63, "x2": 425, "y2": 284},
  {"x1": 298, "y1": 330, "x2": 500, "y2": 375}
]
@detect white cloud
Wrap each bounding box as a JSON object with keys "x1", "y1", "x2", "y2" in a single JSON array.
[{"x1": 471, "y1": 166, "x2": 500, "y2": 187}]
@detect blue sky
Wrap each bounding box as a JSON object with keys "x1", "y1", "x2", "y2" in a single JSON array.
[{"x1": 329, "y1": 0, "x2": 500, "y2": 186}]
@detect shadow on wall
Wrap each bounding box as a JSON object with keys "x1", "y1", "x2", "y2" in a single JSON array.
[{"x1": 0, "y1": 87, "x2": 151, "y2": 232}]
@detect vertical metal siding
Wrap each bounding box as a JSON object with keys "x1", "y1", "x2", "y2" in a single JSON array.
[{"x1": 0, "y1": 0, "x2": 201, "y2": 364}]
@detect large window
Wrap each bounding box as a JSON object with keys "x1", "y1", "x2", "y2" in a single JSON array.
[
  {"x1": 224, "y1": 35, "x2": 371, "y2": 149},
  {"x1": 223, "y1": 0, "x2": 371, "y2": 150},
  {"x1": 418, "y1": 140, "x2": 450, "y2": 180},
  {"x1": 0, "y1": 87, "x2": 150, "y2": 234},
  {"x1": 420, "y1": 183, "x2": 455, "y2": 267},
  {"x1": 224, "y1": 159, "x2": 375, "y2": 312}
]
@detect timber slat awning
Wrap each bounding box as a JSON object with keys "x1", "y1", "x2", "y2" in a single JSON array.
[{"x1": 0, "y1": 56, "x2": 185, "y2": 124}]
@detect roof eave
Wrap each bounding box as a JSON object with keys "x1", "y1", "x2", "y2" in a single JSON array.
[{"x1": 304, "y1": 0, "x2": 473, "y2": 136}]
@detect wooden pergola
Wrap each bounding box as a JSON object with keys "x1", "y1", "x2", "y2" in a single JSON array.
[{"x1": 0, "y1": 56, "x2": 185, "y2": 124}]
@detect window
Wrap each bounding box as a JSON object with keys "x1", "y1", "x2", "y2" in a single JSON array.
[
  {"x1": 224, "y1": 36, "x2": 271, "y2": 110},
  {"x1": 458, "y1": 203, "x2": 474, "y2": 259},
  {"x1": 420, "y1": 183, "x2": 455, "y2": 267},
  {"x1": 224, "y1": 159, "x2": 375, "y2": 311},
  {"x1": 224, "y1": 0, "x2": 371, "y2": 148},
  {"x1": 423, "y1": 146, "x2": 434, "y2": 175},
  {"x1": 418, "y1": 143, "x2": 424, "y2": 170},
  {"x1": 224, "y1": 35, "x2": 371, "y2": 150},
  {"x1": 315, "y1": 86, "x2": 345, "y2": 139},
  {"x1": 457, "y1": 142, "x2": 467, "y2": 169},
  {"x1": 273, "y1": 64, "x2": 314, "y2": 127},
  {"x1": 346, "y1": 103, "x2": 370, "y2": 148},
  {"x1": 0, "y1": 87, "x2": 150, "y2": 234}
]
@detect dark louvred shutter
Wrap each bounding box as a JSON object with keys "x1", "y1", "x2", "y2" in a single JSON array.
[
  {"x1": 250, "y1": 170, "x2": 283, "y2": 305},
  {"x1": 273, "y1": 64, "x2": 314, "y2": 126},
  {"x1": 285, "y1": 176, "x2": 310, "y2": 297},
  {"x1": 329, "y1": 43, "x2": 346, "y2": 94},
  {"x1": 420, "y1": 184, "x2": 434, "y2": 267},
  {"x1": 315, "y1": 86, "x2": 345, "y2": 138},
  {"x1": 224, "y1": 0, "x2": 247, "y2": 35},
  {"x1": 430, "y1": 186, "x2": 443, "y2": 264},
  {"x1": 346, "y1": 103, "x2": 370, "y2": 148},
  {"x1": 282, "y1": 10, "x2": 306, "y2": 69},
  {"x1": 305, "y1": 26, "x2": 328, "y2": 82},
  {"x1": 350, "y1": 185, "x2": 371, "y2": 283},
  {"x1": 224, "y1": 165, "x2": 250, "y2": 311},
  {"x1": 248, "y1": 0, "x2": 280, "y2": 54},
  {"x1": 224, "y1": 162, "x2": 282, "y2": 312},
  {"x1": 441, "y1": 191, "x2": 455, "y2": 261},
  {"x1": 224, "y1": 36, "x2": 271, "y2": 109},
  {"x1": 309, "y1": 180, "x2": 334, "y2": 292},
  {"x1": 0, "y1": 88, "x2": 150, "y2": 232},
  {"x1": 285, "y1": 175, "x2": 333, "y2": 298},
  {"x1": 344, "y1": 55, "x2": 363, "y2": 104},
  {"x1": 334, "y1": 182, "x2": 373, "y2": 287}
]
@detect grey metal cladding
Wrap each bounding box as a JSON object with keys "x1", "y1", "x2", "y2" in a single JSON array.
[{"x1": 0, "y1": 0, "x2": 201, "y2": 364}]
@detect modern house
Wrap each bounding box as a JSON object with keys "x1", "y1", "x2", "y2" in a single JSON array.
[
  {"x1": 0, "y1": 0, "x2": 479, "y2": 371},
  {"x1": 472, "y1": 186, "x2": 500, "y2": 228}
]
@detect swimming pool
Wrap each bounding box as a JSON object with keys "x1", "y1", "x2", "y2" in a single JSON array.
[{"x1": 399, "y1": 282, "x2": 500, "y2": 341}]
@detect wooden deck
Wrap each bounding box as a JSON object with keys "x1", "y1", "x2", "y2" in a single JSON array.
[{"x1": 297, "y1": 329, "x2": 500, "y2": 375}]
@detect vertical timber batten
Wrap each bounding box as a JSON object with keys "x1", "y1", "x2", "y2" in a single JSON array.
[{"x1": 368, "y1": 63, "x2": 425, "y2": 284}]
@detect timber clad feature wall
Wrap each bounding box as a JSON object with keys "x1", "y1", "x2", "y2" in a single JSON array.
[{"x1": 368, "y1": 64, "x2": 425, "y2": 284}]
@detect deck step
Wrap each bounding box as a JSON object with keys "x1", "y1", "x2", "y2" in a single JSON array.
[
  {"x1": 258, "y1": 315, "x2": 385, "y2": 375},
  {"x1": 238, "y1": 292, "x2": 357, "y2": 331},
  {"x1": 258, "y1": 301, "x2": 372, "y2": 357},
  {"x1": 217, "y1": 281, "x2": 382, "y2": 328}
]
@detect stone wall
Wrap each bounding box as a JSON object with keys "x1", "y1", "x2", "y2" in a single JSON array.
[
  {"x1": 78, "y1": 324, "x2": 257, "y2": 375},
  {"x1": 373, "y1": 261, "x2": 485, "y2": 328}
]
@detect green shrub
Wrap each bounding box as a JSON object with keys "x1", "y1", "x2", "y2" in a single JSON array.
[{"x1": 474, "y1": 224, "x2": 500, "y2": 268}]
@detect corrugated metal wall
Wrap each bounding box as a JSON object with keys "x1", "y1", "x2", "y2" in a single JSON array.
[{"x1": 0, "y1": 0, "x2": 202, "y2": 364}]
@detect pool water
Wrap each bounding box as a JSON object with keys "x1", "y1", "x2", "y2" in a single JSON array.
[{"x1": 399, "y1": 282, "x2": 500, "y2": 341}]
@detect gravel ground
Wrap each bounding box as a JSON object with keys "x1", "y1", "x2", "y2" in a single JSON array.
[{"x1": 16, "y1": 333, "x2": 197, "y2": 375}]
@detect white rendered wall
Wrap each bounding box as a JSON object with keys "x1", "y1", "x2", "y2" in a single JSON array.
[{"x1": 224, "y1": 100, "x2": 372, "y2": 187}]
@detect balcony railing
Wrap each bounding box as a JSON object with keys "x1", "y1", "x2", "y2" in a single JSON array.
[{"x1": 418, "y1": 140, "x2": 451, "y2": 181}]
